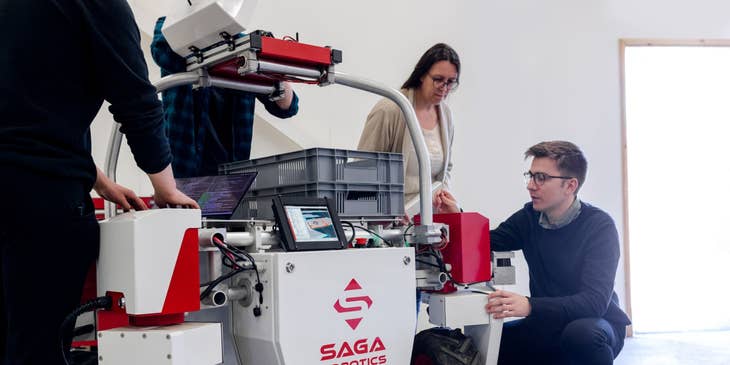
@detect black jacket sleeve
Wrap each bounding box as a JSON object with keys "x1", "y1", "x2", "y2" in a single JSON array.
[{"x1": 84, "y1": 0, "x2": 171, "y2": 174}]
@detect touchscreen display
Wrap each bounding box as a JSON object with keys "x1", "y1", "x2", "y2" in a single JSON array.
[{"x1": 284, "y1": 205, "x2": 339, "y2": 242}]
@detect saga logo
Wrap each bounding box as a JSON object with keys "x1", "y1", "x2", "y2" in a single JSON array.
[
  {"x1": 333, "y1": 278, "x2": 373, "y2": 330},
  {"x1": 320, "y1": 337, "x2": 386, "y2": 362}
]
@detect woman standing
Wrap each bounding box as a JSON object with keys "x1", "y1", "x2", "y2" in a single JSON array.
[{"x1": 358, "y1": 43, "x2": 461, "y2": 214}]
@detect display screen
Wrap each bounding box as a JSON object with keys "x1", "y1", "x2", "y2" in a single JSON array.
[
  {"x1": 175, "y1": 173, "x2": 256, "y2": 218},
  {"x1": 284, "y1": 205, "x2": 339, "y2": 242}
]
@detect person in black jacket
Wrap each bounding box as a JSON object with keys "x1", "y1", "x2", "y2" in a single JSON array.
[
  {"x1": 485, "y1": 141, "x2": 631, "y2": 365},
  {"x1": 0, "y1": 1, "x2": 198, "y2": 363}
]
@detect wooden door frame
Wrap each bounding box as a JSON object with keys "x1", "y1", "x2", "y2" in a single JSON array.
[{"x1": 619, "y1": 38, "x2": 730, "y2": 337}]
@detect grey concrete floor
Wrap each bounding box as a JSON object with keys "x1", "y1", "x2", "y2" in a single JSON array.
[{"x1": 615, "y1": 330, "x2": 730, "y2": 365}]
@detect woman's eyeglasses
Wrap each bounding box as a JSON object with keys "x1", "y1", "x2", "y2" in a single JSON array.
[{"x1": 428, "y1": 75, "x2": 459, "y2": 91}]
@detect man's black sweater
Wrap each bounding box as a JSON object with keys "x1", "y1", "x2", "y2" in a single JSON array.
[
  {"x1": 0, "y1": 0, "x2": 171, "y2": 191},
  {"x1": 491, "y1": 202, "x2": 632, "y2": 327}
]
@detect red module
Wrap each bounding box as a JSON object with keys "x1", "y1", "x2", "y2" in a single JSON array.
[{"x1": 416, "y1": 213, "x2": 491, "y2": 285}]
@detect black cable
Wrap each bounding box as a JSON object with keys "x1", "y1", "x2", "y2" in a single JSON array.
[
  {"x1": 225, "y1": 244, "x2": 263, "y2": 305},
  {"x1": 416, "y1": 250, "x2": 449, "y2": 273},
  {"x1": 214, "y1": 241, "x2": 251, "y2": 271},
  {"x1": 402, "y1": 224, "x2": 414, "y2": 246},
  {"x1": 415, "y1": 259, "x2": 442, "y2": 268},
  {"x1": 416, "y1": 250, "x2": 490, "y2": 287},
  {"x1": 208, "y1": 237, "x2": 265, "y2": 313},
  {"x1": 186, "y1": 0, "x2": 192, "y2": 5},
  {"x1": 342, "y1": 221, "x2": 356, "y2": 245},
  {"x1": 60, "y1": 296, "x2": 113, "y2": 365},
  {"x1": 352, "y1": 225, "x2": 393, "y2": 247},
  {"x1": 200, "y1": 266, "x2": 249, "y2": 300},
  {"x1": 225, "y1": 243, "x2": 261, "y2": 284},
  {"x1": 201, "y1": 239, "x2": 258, "y2": 299}
]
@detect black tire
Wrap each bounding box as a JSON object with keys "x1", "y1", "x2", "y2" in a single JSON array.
[{"x1": 411, "y1": 327, "x2": 481, "y2": 365}]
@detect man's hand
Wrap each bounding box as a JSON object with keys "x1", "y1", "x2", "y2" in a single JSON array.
[
  {"x1": 275, "y1": 81, "x2": 294, "y2": 109},
  {"x1": 486, "y1": 290, "x2": 531, "y2": 319},
  {"x1": 153, "y1": 189, "x2": 199, "y2": 209},
  {"x1": 94, "y1": 167, "x2": 147, "y2": 211},
  {"x1": 433, "y1": 189, "x2": 460, "y2": 213},
  {"x1": 148, "y1": 165, "x2": 200, "y2": 209}
]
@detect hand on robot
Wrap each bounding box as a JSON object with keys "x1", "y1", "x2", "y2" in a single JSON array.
[
  {"x1": 433, "y1": 189, "x2": 460, "y2": 214},
  {"x1": 274, "y1": 81, "x2": 294, "y2": 109},
  {"x1": 148, "y1": 165, "x2": 200, "y2": 209},
  {"x1": 398, "y1": 213, "x2": 412, "y2": 226},
  {"x1": 94, "y1": 167, "x2": 148, "y2": 211},
  {"x1": 485, "y1": 289, "x2": 532, "y2": 319}
]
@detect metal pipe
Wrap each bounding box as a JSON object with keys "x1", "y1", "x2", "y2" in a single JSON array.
[
  {"x1": 225, "y1": 231, "x2": 278, "y2": 247},
  {"x1": 103, "y1": 122, "x2": 123, "y2": 218},
  {"x1": 201, "y1": 289, "x2": 228, "y2": 307},
  {"x1": 209, "y1": 77, "x2": 276, "y2": 94},
  {"x1": 333, "y1": 72, "x2": 433, "y2": 226},
  {"x1": 155, "y1": 71, "x2": 200, "y2": 90},
  {"x1": 227, "y1": 286, "x2": 250, "y2": 302},
  {"x1": 256, "y1": 60, "x2": 322, "y2": 79},
  {"x1": 208, "y1": 251, "x2": 222, "y2": 285},
  {"x1": 342, "y1": 228, "x2": 405, "y2": 243}
]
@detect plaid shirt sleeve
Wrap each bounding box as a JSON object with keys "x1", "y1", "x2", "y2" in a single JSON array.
[
  {"x1": 150, "y1": 17, "x2": 301, "y2": 177},
  {"x1": 151, "y1": 17, "x2": 200, "y2": 178}
]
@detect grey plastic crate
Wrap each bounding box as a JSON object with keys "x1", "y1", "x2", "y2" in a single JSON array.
[
  {"x1": 219, "y1": 148, "x2": 404, "y2": 190},
  {"x1": 232, "y1": 182, "x2": 404, "y2": 220}
]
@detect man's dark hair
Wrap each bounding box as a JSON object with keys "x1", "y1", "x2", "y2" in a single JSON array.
[
  {"x1": 401, "y1": 43, "x2": 460, "y2": 90},
  {"x1": 525, "y1": 141, "x2": 587, "y2": 193}
]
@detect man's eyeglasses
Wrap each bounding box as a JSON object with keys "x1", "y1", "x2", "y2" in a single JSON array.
[
  {"x1": 429, "y1": 75, "x2": 459, "y2": 91},
  {"x1": 523, "y1": 171, "x2": 574, "y2": 186}
]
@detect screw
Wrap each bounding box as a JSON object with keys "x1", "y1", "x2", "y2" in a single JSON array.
[
  {"x1": 167, "y1": 354, "x2": 172, "y2": 359},
  {"x1": 99, "y1": 356, "x2": 103, "y2": 361},
  {"x1": 142, "y1": 334, "x2": 147, "y2": 339},
  {"x1": 166, "y1": 334, "x2": 171, "y2": 340},
  {"x1": 120, "y1": 333, "x2": 124, "y2": 338},
  {"x1": 98, "y1": 333, "x2": 103, "y2": 338},
  {"x1": 118, "y1": 297, "x2": 126, "y2": 309},
  {"x1": 285, "y1": 262, "x2": 295, "y2": 273},
  {"x1": 403, "y1": 256, "x2": 411, "y2": 265}
]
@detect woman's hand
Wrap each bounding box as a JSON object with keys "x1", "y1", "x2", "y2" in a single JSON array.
[{"x1": 433, "y1": 189, "x2": 460, "y2": 213}]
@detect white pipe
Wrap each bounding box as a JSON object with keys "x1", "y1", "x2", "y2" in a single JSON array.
[
  {"x1": 225, "y1": 231, "x2": 278, "y2": 247},
  {"x1": 333, "y1": 72, "x2": 433, "y2": 226}
]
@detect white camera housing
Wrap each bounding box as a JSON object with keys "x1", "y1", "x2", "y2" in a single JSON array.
[{"x1": 162, "y1": 0, "x2": 259, "y2": 57}]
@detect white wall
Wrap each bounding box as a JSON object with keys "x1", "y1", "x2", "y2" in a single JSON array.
[{"x1": 95, "y1": 0, "x2": 730, "y2": 311}]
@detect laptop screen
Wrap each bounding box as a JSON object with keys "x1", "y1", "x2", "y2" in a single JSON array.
[{"x1": 175, "y1": 173, "x2": 257, "y2": 218}]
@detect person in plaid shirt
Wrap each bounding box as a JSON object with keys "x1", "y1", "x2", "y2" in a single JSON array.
[{"x1": 151, "y1": 17, "x2": 300, "y2": 178}]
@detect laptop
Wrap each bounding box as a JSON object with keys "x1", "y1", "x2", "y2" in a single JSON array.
[{"x1": 175, "y1": 172, "x2": 257, "y2": 219}]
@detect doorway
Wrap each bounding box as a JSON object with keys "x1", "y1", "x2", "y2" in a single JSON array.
[{"x1": 622, "y1": 40, "x2": 730, "y2": 333}]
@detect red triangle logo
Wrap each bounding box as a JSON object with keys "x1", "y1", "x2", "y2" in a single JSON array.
[
  {"x1": 344, "y1": 278, "x2": 362, "y2": 291},
  {"x1": 345, "y1": 318, "x2": 363, "y2": 330}
]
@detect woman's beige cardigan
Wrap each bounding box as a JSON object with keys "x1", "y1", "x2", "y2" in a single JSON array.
[{"x1": 357, "y1": 88, "x2": 454, "y2": 203}]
